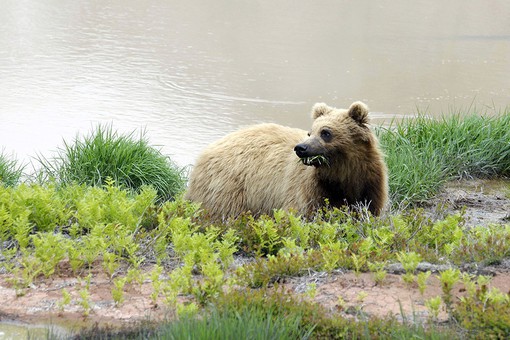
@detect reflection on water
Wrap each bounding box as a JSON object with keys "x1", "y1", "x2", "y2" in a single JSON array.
[
  {"x1": 0, "y1": 0, "x2": 509, "y2": 167},
  {"x1": 0, "y1": 321, "x2": 68, "y2": 339}
]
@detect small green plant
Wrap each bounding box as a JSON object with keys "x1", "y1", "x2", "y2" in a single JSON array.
[
  {"x1": 416, "y1": 271, "x2": 431, "y2": 295},
  {"x1": 14, "y1": 251, "x2": 43, "y2": 290},
  {"x1": 476, "y1": 274, "x2": 492, "y2": 286},
  {"x1": 396, "y1": 251, "x2": 421, "y2": 286},
  {"x1": 320, "y1": 240, "x2": 347, "y2": 272},
  {"x1": 31, "y1": 232, "x2": 68, "y2": 277},
  {"x1": 336, "y1": 296, "x2": 347, "y2": 311},
  {"x1": 437, "y1": 268, "x2": 460, "y2": 316},
  {"x1": 126, "y1": 267, "x2": 145, "y2": 286},
  {"x1": 79, "y1": 288, "x2": 92, "y2": 317},
  {"x1": 351, "y1": 253, "x2": 366, "y2": 278},
  {"x1": 252, "y1": 216, "x2": 282, "y2": 256},
  {"x1": 12, "y1": 210, "x2": 31, "y2": 249},
  {"x1": 58, "y1": 288, "x2": 72, "y2": 312},
  {"x1": 357, "y1": 291, "x2": 368, "y2": 303},
  {"x1": 67, "y1": 245, "x2": 85, "y2": 273},
  {"x1": 368, "y1": 261, "x2": 387, "y2": 285},
  {"x1": 150, "y1": 264, "x2": 163, "y2": 305},
  {"x1": 236, "y1": 251, "x2": 322, "y2": 288},
  {"x1": 176, "y1": 302, "x2": 199, "y2": 318},
  {"x1": 78, "y1": 274, "x2": 93, "y2": 316},
  {"x1": 102, "y1": 252, "x2": 120, "y2": 278},
  {"x1": 112, "y1": 277, "x2": 127, "y2": 306},
  {"x1": 425, "y1": 296, "x2": 442, "y2": 321}
]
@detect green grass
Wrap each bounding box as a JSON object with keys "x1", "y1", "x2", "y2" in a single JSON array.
[
  {"x1": 379, "y1": 111, "x2": 510, "y2": 206},
  {"x1": 0, "y1": 150, "x2": 24, "y2": 186},
  {"x1": 70, "y1": 289, "x2": 458, "y2": 340},
  {"x1": 156, "y1": 307, "x2": 312, "y2": 340},
  {"x1": 36, "y1": 125, "x2": 186, "y2": 202}
]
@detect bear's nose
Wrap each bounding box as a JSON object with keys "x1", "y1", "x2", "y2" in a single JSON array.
[{"x1": 294, "y1": 143, "x2": 308, "y2": 157}]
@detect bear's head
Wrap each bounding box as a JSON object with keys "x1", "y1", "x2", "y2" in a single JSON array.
[{"x1": 294, "y1": 101, "x2": 373, "y2": 167}]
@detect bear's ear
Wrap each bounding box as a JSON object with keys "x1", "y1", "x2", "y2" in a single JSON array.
[
  {"x1": 312, "y1": 103, "x2": 333, "y2": 119},
  {"x1": 348, "y1": 101, "x2": 369, "y2": 125}
]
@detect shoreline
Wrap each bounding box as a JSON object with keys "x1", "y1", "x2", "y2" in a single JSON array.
[{"x1": 0, "y1": 178, "x2": 509, "y2": 336}]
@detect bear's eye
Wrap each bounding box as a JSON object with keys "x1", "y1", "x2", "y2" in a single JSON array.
[
  {"x1": 307, "y1": 131, "x2": 311, "y2": 137},
  {"x1": 320, "y1": 129, "x2": 332, "y2": 140}
]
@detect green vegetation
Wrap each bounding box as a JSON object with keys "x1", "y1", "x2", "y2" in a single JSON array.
[
  {"x1": 155, "y1": 295, "x2": 314, "y2": 340},
  {"x1": 36, "y1": 125, "x2": 186, "y2": 201},
  {"x1": 379, "y1": 112, "x2": 510, "y2": 205},
  {"x1": 3, "y1": 113, "x2": 508, "y2": 207},
  {"x1": 1, "y1": 186, "x2": 509, "y2": 338},
  {"x1": 0, "y1": 150, "x2": 24, "y2": 186},
  {"x1": 0, "y1": 112, "x2": 509, "y2": 339},
  {"x1": 74, "y1": 289, "x2": 459, "y2": 339}
]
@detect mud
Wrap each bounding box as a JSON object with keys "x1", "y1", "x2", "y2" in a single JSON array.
[{"x1": 429, "y1": 178, "x2": 510, "y2": 227}]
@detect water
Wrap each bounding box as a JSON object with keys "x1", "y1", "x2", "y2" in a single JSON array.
[
  {"x1": 0, "y1": 320, "x2": 68, "y2": 339},
  {"x1": 1, "y1": 0, "x2": 509, "y2": 168}
]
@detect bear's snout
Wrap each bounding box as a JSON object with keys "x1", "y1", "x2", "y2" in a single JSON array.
[{"x1": 294, "y1": 143, "x2": 308, "y2": 158}]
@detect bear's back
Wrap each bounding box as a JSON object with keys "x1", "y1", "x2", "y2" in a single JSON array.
[{"x1": 185, "y1": 123, "x2": 309, "y2": 218}]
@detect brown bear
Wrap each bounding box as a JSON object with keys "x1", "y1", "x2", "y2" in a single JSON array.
[{"x1": 185, "y1": 101, "x2": 388, "y2": 219}]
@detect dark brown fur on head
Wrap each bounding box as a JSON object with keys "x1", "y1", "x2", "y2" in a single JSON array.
[
  {"x1": 295, "y1": 101, "x2": 373, "y2": 166},
  {"x1": 294, "y1": 101, "x2": 388, "y2": 215}
]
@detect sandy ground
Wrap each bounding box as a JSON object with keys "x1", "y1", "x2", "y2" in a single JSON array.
[{"x1": 0, "y1": 179, "x2": 509, "y2": 335}]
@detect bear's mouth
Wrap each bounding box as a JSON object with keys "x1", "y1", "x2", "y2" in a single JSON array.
[{"x1": 299, "y1": 155, "x2": 329, "y2": 167}]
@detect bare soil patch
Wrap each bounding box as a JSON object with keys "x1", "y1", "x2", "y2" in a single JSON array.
[
  {"x1": 0, "y1": 263, "x2": 176, "y2": 334},
  {"x1": 286, "y1": 262, "x2": 510, "y2": 323},
  {"x1": 0, "y1": 179, "x2": 509, "y2": 333},
  {"x1": 429, "y1": 178, "x2": 510, "y2": 227}
]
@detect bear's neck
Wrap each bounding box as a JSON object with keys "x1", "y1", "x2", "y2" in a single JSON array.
[
  {"x1": 314, "y1": 162, "x2": 363, "y2": 208},
  {"x1": 316, "y1": 177, "x2": 351, "y2": 208}
]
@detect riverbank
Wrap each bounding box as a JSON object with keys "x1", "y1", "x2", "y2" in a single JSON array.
[
  {"x1": 0, "y1": 178, "x2": 509, "y2": 338},
  {"x1": 1, "y1": 111, "x2": 509, "y2": 338}
]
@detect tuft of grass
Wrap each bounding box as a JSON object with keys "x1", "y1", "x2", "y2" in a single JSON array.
[
  {"x1": 379, "y1": 111, "x2": 510, "y2": 206},
  {"x1": 299, "y1": 155, "x2": 329, "y2": 167},
  {"x1": 157, "y1": 305, "x2": 312, "y2": 340},
  {"x1": 0, "y1": 150, "x2": 24, "y2": 186},
  {"x1": 36, "y1": 125, "x2": 186, "y2": 201}
]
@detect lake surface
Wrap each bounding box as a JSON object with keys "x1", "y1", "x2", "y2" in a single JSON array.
[{"x1": 1, "y1": 0, "x2": 509, "y2": 168}]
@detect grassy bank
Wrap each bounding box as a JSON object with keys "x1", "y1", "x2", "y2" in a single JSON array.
[
  {"x1": 36, "y1": 125, "x2": 186, "y2": 202},
  {"x1": 3, "y1": 113, "x2": 509, "y2": 207},
  {"x1": 0, "y1": 112, "x2": 509, "y2": 339},
  {"x1": 379, "y1": 112, "x2": 510, "y2": 206}
]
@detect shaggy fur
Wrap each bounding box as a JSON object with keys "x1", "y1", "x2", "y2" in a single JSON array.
[{"x1": 185, "y1": 102, "x2": 388, "y2": 219}]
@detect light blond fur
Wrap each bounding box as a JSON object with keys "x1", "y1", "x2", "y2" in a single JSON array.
[{"x1": 185, "y1": 102, "x2": 388, "y2": 219}]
